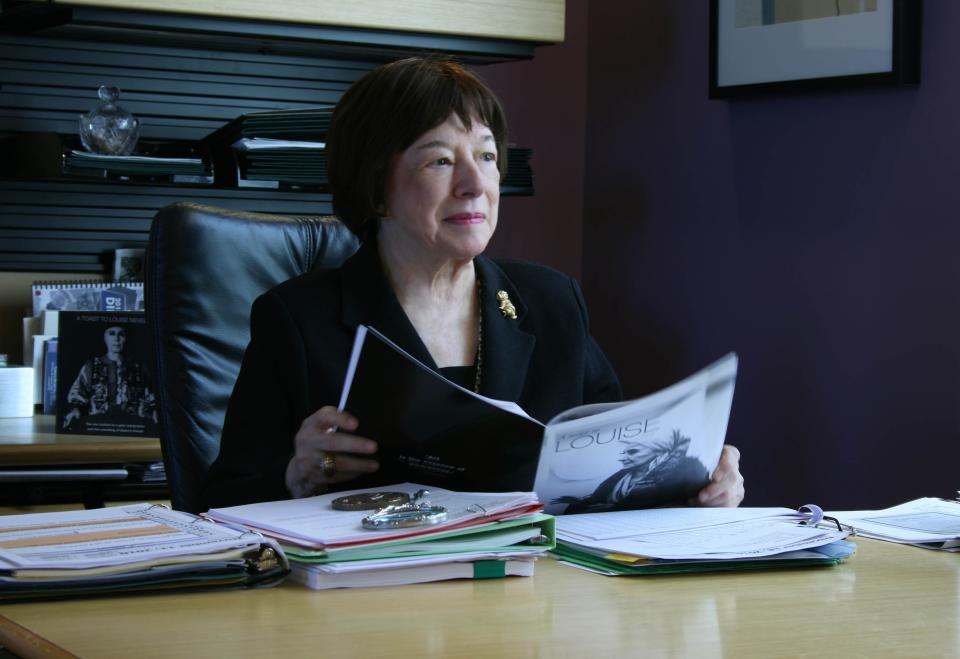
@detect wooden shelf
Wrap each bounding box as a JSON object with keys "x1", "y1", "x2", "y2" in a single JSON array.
[
  {"x1": 52, "y1": 0, "x2": 565, "y2": 43},
  {"x1": 2, "y1": 1, "x2": 555, "y2": 62},
  {"x1": 0, "y1": 415, "x2": 161, "y2": 466}
]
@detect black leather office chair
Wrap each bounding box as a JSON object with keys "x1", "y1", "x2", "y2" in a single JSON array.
[{"x1": 145, "y1": 202, "x2": 359, "y2": 512}]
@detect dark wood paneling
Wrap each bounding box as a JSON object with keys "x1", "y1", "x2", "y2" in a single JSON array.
[
  {"x1": 0, "y1": 10, "x2": 537, "y2": 273},
  {"x1": 0, "y1": 179, "x2": 334, "y2": 271},
  {"x1": 0, "y1": 35, "x2": 365, "y2": 139},
  {"x1": 0, "y1": 31, "x2": 361, "y2": 272}
]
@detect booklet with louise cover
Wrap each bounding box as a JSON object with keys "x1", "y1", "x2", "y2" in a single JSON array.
[{"x1": 338, "y1": 325, "x2": 737, "y2": 512}]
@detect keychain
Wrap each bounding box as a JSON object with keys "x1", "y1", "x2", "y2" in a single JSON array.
[
  {"x1": 360, "y1": 489, "x2": 448, "y2": 530},
  {"x1": 331, "y1": 491, "x2": 410, "y2": 511}
]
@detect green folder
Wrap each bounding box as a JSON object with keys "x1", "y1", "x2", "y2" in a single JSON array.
[
  {"x1": 551, "y1": 539, "x2": 856, "y2": 576},
  {"x1": 284, "y1": 513, "x2": 556, "y2": 564}
]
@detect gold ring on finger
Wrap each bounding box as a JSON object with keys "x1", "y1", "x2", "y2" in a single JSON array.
[{"x1": 322, "y1": 453, "x2": 337, "y2": 478}]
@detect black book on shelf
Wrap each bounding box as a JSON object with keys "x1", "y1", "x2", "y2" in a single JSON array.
[
  {"x1": 503, "y1": 147, "x2": 533, "y2": 194},
  {"x1": 56, "y1": 311, "x2": 158, "y2": 437},
  {"x1": 202, "y1": 107, "x2": 334, "y2": 148},
  {"x1": 202, "y1": 108, "x2": 332, "y2": 188}
]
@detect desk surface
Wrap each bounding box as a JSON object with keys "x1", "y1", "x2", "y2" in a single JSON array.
[
  {"x1": 0, "y1": 538, "x2": 956, "y2": 658},
  {"x1": 0, "y1": 415, "x2": 161, "y2": 465}
]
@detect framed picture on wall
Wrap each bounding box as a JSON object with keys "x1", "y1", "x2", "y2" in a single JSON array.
[{"x1": 709, "y1": 0, "x2": 922, "y2": 98}]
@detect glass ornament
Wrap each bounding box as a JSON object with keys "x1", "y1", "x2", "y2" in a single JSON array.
[{"x1": 78, "y1": 86, "x2": 140, "y2": 155}]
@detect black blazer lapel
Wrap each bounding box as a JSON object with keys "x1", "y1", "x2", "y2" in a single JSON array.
[
  {"x1": 338, "y1": 241, "x2": 438, "y2": 369},
  {"x1": 475, "y1": 255, "x2": 535, "y2": 403},
  {"x1": 338, "y1": 244, "x2": 535, "y2": 401}
]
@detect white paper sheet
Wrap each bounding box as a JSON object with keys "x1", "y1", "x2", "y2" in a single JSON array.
[
  {"x1": 829, "y1": 497, "x2": 960, "y2": 545},
  {"x1": 534, "y1": 354, "x2": 737, "y2": 514},
  {"x1": 207, "y1": 483, "x2": 539, "y2": 548},
  {"x1": 557, "y1": 507, "x2": 847, "y2": 560},
  {"x1": 0, "y1": 504, "x2": 262, "y2": 571},
  {"x1": 557, "y1": 506, "x2": 800, "y2": 541}
]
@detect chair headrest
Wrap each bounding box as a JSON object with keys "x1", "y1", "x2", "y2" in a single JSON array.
[{"x1": 146, "y1": 201, "x2": 359, "y2": 512}]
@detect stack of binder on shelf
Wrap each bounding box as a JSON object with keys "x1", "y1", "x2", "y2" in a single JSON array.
[
  {"x1": 0, "y1": 504, "x2": 288, "y2": 601},
  {"x1": 206, "y1": 483, "x2": 554, "y2": 590},
  {"x1": 501, "y1": 146, "x2": 534, "y2": 194},
  {"x1": 236, "y1": 138, "x2": 327, "y2": 187},
  {"x1": 203, "y1": 107, "x2": 332, "y2": 189},
  {"x1": 828, "y1": 497, "x2": 960, "y2": 551},
  {"x1": 205, "y1": 107, "x2": 333, "y2": 144},
  {"x1": 552, "y1": 506, "x2": 855, "y2": 576}
]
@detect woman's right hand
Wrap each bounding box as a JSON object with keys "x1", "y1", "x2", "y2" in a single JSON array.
[{"x1": 284, "y1": 406, "x2": 379, "y2": 498}]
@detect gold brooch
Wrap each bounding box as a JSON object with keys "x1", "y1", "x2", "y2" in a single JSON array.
[{"x1": 496, "y1": 290, "x2": 517, "y2": 319}]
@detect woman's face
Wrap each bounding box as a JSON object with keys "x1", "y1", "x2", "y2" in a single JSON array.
[
  {"x1": 103, "y1": 326, "x2": 126, "y2": 354},
  {"x1": 380, "y1": 113, "x2": 500, "y2": 264}
]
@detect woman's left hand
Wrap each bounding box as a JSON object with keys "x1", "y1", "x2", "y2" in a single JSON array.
[{"x1": 689, "y1": 444, "x2": 744, "y2": 507}]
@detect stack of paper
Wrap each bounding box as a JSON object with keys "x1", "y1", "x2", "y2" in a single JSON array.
[
  {"x1": 202, "y1": 108, "x2": 331, "y2": 188},
  {"x1": 0, "y1": 504, "x2": 288, "y2": 601},
  {"x1": 65, "y1": 150, "x2": 210, "y2": 177},
  {"x1": 553, "y1": 507, "x2": 854, "y2": 576},
  {"x1": 205, "y1": 108, "x2": 333, "y2": 145},
  {"x1": 206, "y1": 483, "x2": 554, "y2": 589},
  {"x1": 828, "y1": 497, "x2": 960, "y2": 551}
]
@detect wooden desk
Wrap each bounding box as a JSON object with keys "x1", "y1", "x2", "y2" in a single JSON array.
[
  {"x1": 0, "y1": 415, "x2": 165, "y2": 507},
  {"x1": 0, "y1": 415, "x2": 161, "y2": 466},
  {"x1": 0, "y1": 538, "x2": 955, "y2": 658}
]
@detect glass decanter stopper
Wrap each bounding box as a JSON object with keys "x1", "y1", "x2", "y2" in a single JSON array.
[{"x1": 78, "y1": 86, "x2": 140, "y2": 155}]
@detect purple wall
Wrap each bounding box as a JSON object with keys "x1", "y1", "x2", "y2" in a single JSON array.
[
  {"x1": 479, "y1": 0, "x2": 588, "y2": 280},
  {"x1": 487, "y1": 1, "x2": 959, "y2": 509},
  {"x1": 582, "y1": 1, "x2": 960, "y2": 508}
]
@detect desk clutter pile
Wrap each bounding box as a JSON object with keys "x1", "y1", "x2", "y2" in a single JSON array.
[
  {"x1": 0, "y1": 503, "x2": 287, "y2": 601},
  {"x1": 206, "y1": 483, "x2": 552, "y2": 589},
  {"x1": 38, "y1": 485, "x2": 960, "y2": 600},
  {"x1": 2, "y1": 485, "x2": 958, "y2": 599}
]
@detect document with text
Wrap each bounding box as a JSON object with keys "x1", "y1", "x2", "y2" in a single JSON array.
[
  {"x1": 0, "y1": 504, "x2": 288, "y2": 601},
  {"x1": 338, "y1": 325, "x2": 738, "y2": 513},
  {"x1": 534, "y1": 353, "x2": 737, "y2": 514},
  {"x1": 828, "y1": 497, "x2": 960, "y2": 549}
]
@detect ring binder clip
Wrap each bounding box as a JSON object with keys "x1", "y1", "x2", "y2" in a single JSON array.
[
  {"x1": 796, "y1": 504, "x2": 844, "y2": 532},
  {"x1": 797, "y1": 504, "x2": 825, "y2": 526}
]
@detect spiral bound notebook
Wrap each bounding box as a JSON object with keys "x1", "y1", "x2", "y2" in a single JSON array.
[
  {"x1": 0, "y1": 503, "x2": 289, "y2": 602},
  {"x1": 32, "y1": 280, "x2": 144, "y2": 316}
]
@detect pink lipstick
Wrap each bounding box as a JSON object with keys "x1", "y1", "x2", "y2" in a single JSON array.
[{"x1": 444, "y1": 212, "x2": 486, "y2": 225}]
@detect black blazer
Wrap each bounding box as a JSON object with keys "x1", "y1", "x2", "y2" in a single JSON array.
[{"x1": 202, "y1": 241, "x2": 622, "y2": 509}]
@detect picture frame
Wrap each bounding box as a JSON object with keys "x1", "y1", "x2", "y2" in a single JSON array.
[
  {"x1": 709, "y1": 0, "x2": 922, "y2": 98},
  {"x1": 56, "y1": 311, "x2": 158, "y2": 437}
]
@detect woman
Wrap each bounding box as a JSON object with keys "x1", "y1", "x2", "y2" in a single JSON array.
[
  {"x1": 202, "y1": 58, "x2": 744, "y2": 509},
  {"x1": 63, "y1": 325, "x2": 156, "y2": 429}
]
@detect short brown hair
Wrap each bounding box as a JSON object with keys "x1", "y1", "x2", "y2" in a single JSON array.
[{"x1": 326, "y1": 57, "x2": 508, "y2": 237}]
